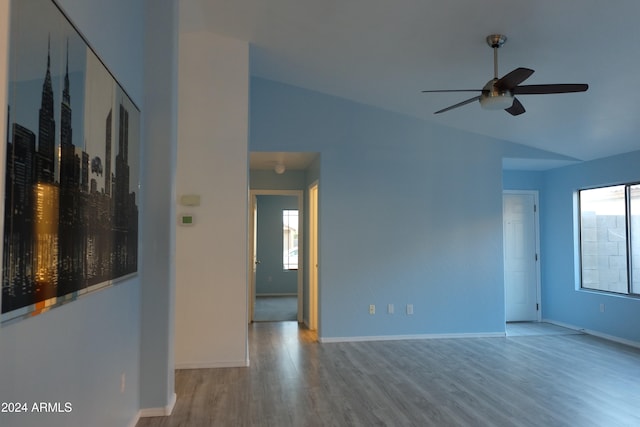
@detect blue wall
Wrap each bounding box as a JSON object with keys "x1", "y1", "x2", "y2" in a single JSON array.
[
  {"x1": 539, "y1": 152, "x2": 640, "y2": 344},
  {"x1": 0, "y1": 1, "x2": 148, "y2": 426},
  {"x1": 251, "y1": 77, "x2": 640, "y2": 345},
  {"x1": 504, "y1": 158, "x2": 640, "y2": 345},
  {"x1": 251, "y1": 78, "x2": 508, "y2": 339},
  {"x1": 503, "y1": 170, "x2": 544, "y2": 191},
  {"x1": 0, "y1": 1, "x2": 179, "y2": 425},
  {"x1": 256, "y1": 195, "x2": 299, "y2": 295}
]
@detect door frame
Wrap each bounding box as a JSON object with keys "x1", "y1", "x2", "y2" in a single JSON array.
[
  {"x1": 249, "y1": 189, "x2": 304, "y2": 323},
  {"x1": 503, "y1": 190, "x2": 542, "y2": 322},
  {"x1": 308, "y1": 181, "x2": 319, "y2": 331}
]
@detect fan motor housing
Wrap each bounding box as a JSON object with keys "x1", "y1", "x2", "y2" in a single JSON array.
[{"x1": 480, "y1": 79, "x2": 514, "y2": 110}]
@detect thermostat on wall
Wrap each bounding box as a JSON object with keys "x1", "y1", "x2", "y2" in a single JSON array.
[
  {"x1": 180, "y1": 194, "x2": 201, "y2": 206},
  {"x1": 179, "y1": 214, "x2": 195, "y2": 226}
]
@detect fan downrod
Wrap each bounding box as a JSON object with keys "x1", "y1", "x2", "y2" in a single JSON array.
[{"x1": 487, "y1": 34, "x2": 507, "y2": 79}]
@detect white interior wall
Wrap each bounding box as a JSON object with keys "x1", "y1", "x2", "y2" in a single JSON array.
[{"x1": 175, "y1": 29, "x2": 249, "y2": 367}]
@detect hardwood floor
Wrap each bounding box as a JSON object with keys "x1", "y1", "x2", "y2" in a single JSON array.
[
  {"x1": 253, "y1": 296, "x2": 298, "y2": 322},
  {"x1": 137, "y1": 322, "x2": 640, "y2": 427}
]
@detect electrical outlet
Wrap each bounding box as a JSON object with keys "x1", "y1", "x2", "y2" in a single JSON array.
[
  {"x1": 600, "y1": 303, "x2": 605, "y2": 313},
  {"x1": 388, "y1": 304, "x2": 394, "y2": 314},
  {"x1": 369, "y1": 304, "x2": 375, "y2": 315},
  {"x1": 120, "y1": 373, "x2": 126, "y2": 393},
  {"x1": 406, "y1": 304, "x2": 413, "y2": 315}
]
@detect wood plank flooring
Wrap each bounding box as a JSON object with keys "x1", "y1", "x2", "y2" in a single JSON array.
[
  {"x1": 137, "y1": 322, "x2": 640, "y2": 427},
  {"x1": 253, "y1": 296, "x2": 298, "y2": 322}
]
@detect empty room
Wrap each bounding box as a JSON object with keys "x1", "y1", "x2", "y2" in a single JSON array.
[{"x1": 1, "y1": 1, "x2": 639, "y2": 426}]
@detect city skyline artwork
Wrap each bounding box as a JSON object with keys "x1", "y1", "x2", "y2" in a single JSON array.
[{"x1": 1, "y1": 0, "x2": 140, "y2": 322}]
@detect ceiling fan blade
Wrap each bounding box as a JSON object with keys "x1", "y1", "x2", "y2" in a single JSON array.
[
  {"x1": 505, "y1": 98, "x2": 525, "y2": 116},
  {"x1": 434, "y1": 96, "x2": 481, "y2": 114},
  {"x1": 512, "y1": 84, "x2": 589, "y2": 94},
  {"x1": 495, "y1": 67, "x2": 535, "y2": 91},
  {"x1": 422, "y1": 89, "x2": 482, "y2": 93}
]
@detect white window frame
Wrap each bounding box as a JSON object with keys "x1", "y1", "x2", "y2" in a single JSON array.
[{"x1": 578, "y1": 183, "x2": 640, "y2": 296}]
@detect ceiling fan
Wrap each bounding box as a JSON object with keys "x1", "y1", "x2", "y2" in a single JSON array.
[{"x1": 422, "y1": 34, "x2": 588, "y2": 116}]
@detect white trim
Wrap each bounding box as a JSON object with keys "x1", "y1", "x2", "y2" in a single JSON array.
[
  {"x1": 128, "y1": 412, "x2": 141, "y2": 427},
  {"x1": 543, "y1": 319, "x2": 640, "y2": 349},
  {"x1": 308, "y1": 180, "x2": 319, "y2": 331},
  {"x1": 139, "y1": 392, "x2": 177, "y2": 418},
  {"x1": 175, "y1": 359, "x2": 250, "y2": 369},
  {"x1": 318, "y1": 332, "x2": 505, "y2": 343}
]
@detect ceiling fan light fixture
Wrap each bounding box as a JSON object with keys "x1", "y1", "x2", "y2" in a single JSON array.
[
  {"x1": 422, "y1": 34, "x2": 588, "y2": 116},
  {"x1": 274, "y1": 162, "x2": 286, "y2": 174},
  {"x1": 479, "y1": 93, "x2": 514, "y2": 110}
]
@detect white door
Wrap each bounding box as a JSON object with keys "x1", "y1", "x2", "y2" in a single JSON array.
[{"x1": 503, "y1": 192, "x2": 539, "y2": 322}]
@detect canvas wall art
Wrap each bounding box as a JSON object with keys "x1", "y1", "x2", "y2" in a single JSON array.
[{"x1": 1, "y1": 0, "x2": 140, "y2": 322}]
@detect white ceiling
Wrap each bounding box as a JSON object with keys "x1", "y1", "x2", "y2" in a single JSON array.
[{"x1": 182, "y1": 0, "x2": 640, "y2": 164}]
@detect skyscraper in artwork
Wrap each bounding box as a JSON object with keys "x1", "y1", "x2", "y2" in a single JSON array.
[
  {"x1": 36, "y1": 37, "x2": 55, "y2": 184},
  {"x1": 105, "y1": 109, "x2": 112, "y2": 196},
  {"x1": 57, "y1": 40, "x2": 82, "y2": 294}
]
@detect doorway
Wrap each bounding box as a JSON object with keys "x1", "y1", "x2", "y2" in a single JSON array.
[
  {"x1": 503, "y1": 191, "x2": 541, "y2": 322},
  {"x1": 249, "y1": 190, "x2": 304, "y2": 323}
]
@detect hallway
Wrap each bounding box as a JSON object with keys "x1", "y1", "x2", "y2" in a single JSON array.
[{"x1": 253, "y1": 296, "x2": 298, "y2": 322}]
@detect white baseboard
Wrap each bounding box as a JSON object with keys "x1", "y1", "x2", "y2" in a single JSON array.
[
  {"x1": 128, "y1": 411, "x2": 141, "y2": 427},
  {"x1": 319, "y1": 331, "x2": 505, "y2": 343},
  {"x1": 175, "y1": 359, "x2": 249, "y2": 369},
  {"x1": 139, "y1": 392, "x2": 177, "y2": 418},
  {"x1": 543, "y1": 319, "x2": 640, "y2": 349}
]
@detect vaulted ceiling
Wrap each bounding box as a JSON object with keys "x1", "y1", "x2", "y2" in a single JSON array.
[{"x1": 182, "y1": 0, "x2": 640, "y2": 165}]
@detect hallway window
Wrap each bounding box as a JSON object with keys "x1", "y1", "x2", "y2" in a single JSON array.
[
  {"x1": 283, "y1": 210, "x2": 298, "y2": 270},
  {"x1": 579, "y1": 184, "x2": 640, "y2": 295}
]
